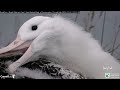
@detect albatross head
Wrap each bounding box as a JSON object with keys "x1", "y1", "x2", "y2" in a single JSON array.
[{"x1": 0, "y1": 16, "x2": 52, "y2": 54}]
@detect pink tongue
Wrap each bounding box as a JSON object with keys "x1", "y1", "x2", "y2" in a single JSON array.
[
  {"x1": 0, "y1": 47, "x2": 28, "y2": 58},
  {"x1": 9, "y1": 47, "x2": 28, "y2": 53},
  {"x1": 12, "y1": 40, "x2": 32, "y2": 51}
]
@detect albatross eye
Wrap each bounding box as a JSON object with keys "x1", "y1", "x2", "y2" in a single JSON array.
[{"x1": 31, "y1": 25, "x2": 38, "y2": 31}]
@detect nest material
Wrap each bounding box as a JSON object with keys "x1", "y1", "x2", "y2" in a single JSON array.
[{"x1": 0, "y1": 48, "x2": 87, "y2": 79}]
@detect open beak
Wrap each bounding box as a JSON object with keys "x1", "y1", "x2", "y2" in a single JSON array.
[
  {"x1": 0, "y1": 35, "x2": 32, "y2": 55},
  {"x1": 0, "y1": 35, "x2": 34, "y2": 73}
]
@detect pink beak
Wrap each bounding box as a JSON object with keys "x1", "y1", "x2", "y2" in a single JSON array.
[{"x1": 0, "y1": 35, "x2": 32, "y2": 55}]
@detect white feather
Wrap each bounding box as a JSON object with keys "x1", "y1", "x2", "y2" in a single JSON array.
[
  {"x1": 8, "y1": 15, "x2": 120, "y2": 79},
  {"x1": 31, "y1": 16, "x2": 120, "y2": 79}
]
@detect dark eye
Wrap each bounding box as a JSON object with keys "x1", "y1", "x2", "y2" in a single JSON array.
[{"x1": 31, "y1": 25, "x2": 38, "y2": 31}]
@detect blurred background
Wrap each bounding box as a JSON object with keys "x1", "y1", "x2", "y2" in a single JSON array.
[{"x1": 0, "y1": 11, "x2": 120, "y2": 60}]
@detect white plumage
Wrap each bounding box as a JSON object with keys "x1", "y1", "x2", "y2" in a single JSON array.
[{"x1": 0, "y1": 15, "x2": 120, "y2": 79}]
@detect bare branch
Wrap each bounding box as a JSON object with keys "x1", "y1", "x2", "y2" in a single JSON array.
[
  {"x1": 74, "y1": 11, "x2": 80, "y2": 22},
  {"x1": 91, "y1": 11, "x2": 95, "y2": 22},
  {"x1": 109, "y1": 43, "x2": 120, "y2": 54},
  {"x1": 111, "y1": 25, "x2": 120, "y2": 55},
  {"x1": 99, "y1": 11, "x2": 104, "y2": 19},
  {"x1": 101, "y1": 11, "x2": 106, "y2": 46}
]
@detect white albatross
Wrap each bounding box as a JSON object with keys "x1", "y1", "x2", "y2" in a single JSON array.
[{"x1": 0, "y1": 15, "x2": 120, "y2": 79}]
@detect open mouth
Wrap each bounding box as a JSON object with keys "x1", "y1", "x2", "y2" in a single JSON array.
[{"x1": 0, "y1": 35, "x2": 32, "y2": 57}]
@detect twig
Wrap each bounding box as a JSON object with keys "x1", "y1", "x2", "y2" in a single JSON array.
[
  {"x1": 99, "y1": 11, "x2": 104, "y2": 19},
  {"x1": 101, "y1": 11, "x2": 106, "y2": 46},
  {"x1": 109, "y1": 43, "x2": 120, "y2": 53},
  {"x1": 103, "y1": 42, "x2": 112, "y2": 50},
  {"x1": 111, "y1": 25, "x2": 120, "y2": 55},
  {"x1": 74, "y1": 11, "x2": 80, "y2": 22}
]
